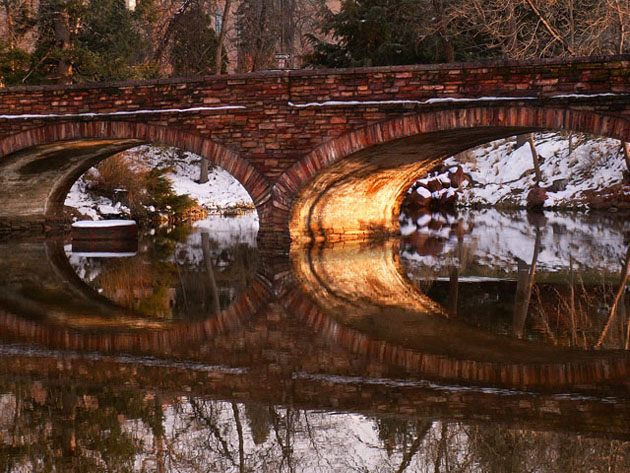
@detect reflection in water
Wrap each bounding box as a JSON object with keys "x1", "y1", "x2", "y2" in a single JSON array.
[
  {"x1": 67, "y1": 214, "x2": 259, "y2": 322},
  {"x1": 0, "y1": 378, "x2": 629, "y2": 472},
  {"x1": 401, "y1": 208, "x2": 630, "y2": 350},
  {"x1": 0, "y1": 211, "x2": 630, "y2": 471}
]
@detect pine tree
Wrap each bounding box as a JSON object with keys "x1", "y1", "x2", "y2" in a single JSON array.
[
  {"x1": 305, "y1": 0, "x2": 435, "y2": 68},
  {"x1": 32, "y1": 0, "x2": 158, "y2": 84},
  {"x1": 75, "y1": 0, "x2": 158, "y2": 81},
  {"x1": 170, "y1": 1, "x2": 223, "y2": 76}
]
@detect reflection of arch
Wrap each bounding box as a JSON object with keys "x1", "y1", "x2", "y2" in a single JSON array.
[
  {"x1": 281, "y1": 106, "x2": 630, "y2": 241},
  {"x1": 288, "y1": 239, "x2": 630, "y2": 389},
  {"x1": 0, "y1": 238, "x2": 272, "y2": 353},
  {"x1": 0, "y1": 122, "x2": 271, "y2": 221}
]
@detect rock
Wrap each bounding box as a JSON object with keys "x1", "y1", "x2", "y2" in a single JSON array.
[
  {"x1": 438, "y1": 188, "x2": 458, "y2": 207},
  {"x1": 403, "y1": 232, "x2": 445, "y2": 256},
  {"x1": 526, "y1": 186, "x2": 547, "y2": 209},
  {"x1": 448, "y1": 166, "x2": 467, "y2": 187},
  {"x1": 406, "y1": 188, "x2": 432, "y2": 209},
  {"x1": 527, "y1": 211, "x2": 548, "y2": 228},
  {"x1": 425, "y1": 177, "x2": 443, "y2": 193},
  {"x1": 548, "y1": 178, "x2": 568, "y2": 192}
]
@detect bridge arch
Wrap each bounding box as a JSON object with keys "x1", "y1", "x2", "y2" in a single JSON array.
[
  {"x1": 280, "y1": 105, "x2": 630, "y2": 242},
  {"x1": 0, "y1": 121, "x2": 271, "y2": 226}
]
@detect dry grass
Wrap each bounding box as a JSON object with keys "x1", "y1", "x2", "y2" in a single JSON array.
[
  {"x1": 86, "y1": 154, "x2": 150, "y2": 213},
  {"x1": 85, "y1": 152, "x2": 198, "y2": 219}
]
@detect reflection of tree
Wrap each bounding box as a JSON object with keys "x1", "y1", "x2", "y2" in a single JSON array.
[
  {"x1": 374, "y1": 416, "x2": 432, "y2": 472},
  {"x1": 1, "y1": 379, "x2": 630, "y2": 471},
  {"x1": 245, "y1": 403, "x2": 271, "y2": 445},
  {"x1": 512, "y1": 227, "x2": 542, "y2": 339},
  {"x1": 596, "y1": 244, "x2": 630, "y2": 349},
  {"x1": 72, "y1": 225, "x2": 259, "y2": 321},
  {"x1": 0, "y1": 381, "x2": 152, "y2": 472},
  {"x1": 172, "y1": 231, "x2": 259, "y2": 321},
  {"x1": 201, "y1": 232, "x2": 221, "y2": 317},
  {"x1": 401, "y1": 210, "x2": 630, "y2": 350}
]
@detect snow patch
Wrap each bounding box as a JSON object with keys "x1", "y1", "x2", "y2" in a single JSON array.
[
  {"x1": 443, "y1": 133, "x2": 626, "y2": 208},
  {"x1": 65, "y1": 144, "x2": 257, "y2": 221},
  {"x1": 0, "y1": 105, "x2": 246, "y2": 120},
  {"x1": 72, "y1": 219, "x2": 136, "y2": 228}
]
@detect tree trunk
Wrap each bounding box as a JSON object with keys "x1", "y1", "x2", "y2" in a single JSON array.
[
  {"x1": 61, "y1": 389, "x2": 77, "y2": 457},
  {"x1": 432, "y1": 0, "x2": 455, "y2": 62},
  {"x1": 528, "y1": 134, "x2": 542, "y2": 184},
  {"x1": 2, "y1": 0, "x2": 15, "y2": 75},
  {"x1": 214, "y1": 0, "x2": 232, "y2": 74},
  {"x1": 595, "y1": 244, "x2": 630, "y2": 349},
  {"x1": 232, "y1": 403, "x2": 245, "y2": 473},
  {"x1": 53, "y1": 10, "x2": 73, "y2": 84},
  {"x1": 621, "y1": 141, "x2": 630, "y2": 173},
  {"x1": 201, "y1": 232, "x2": 221, "y2": 316},
  {"x1": 448, "y1": 265, "x2": 459, "y2": 316},
  {"x1": 198, "y1": 158, "x2": 209, "y2": 183},
  {"x1": 2, "y1": 1, "x2": 14, "y2": 50},
  {"x1": 569, "y1": 257, "x2": 577, "y2": 346}
]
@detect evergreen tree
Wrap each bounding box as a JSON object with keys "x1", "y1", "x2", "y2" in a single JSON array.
[
  {"x1": 75, "y1": 0, "x2": 159, "y2": 81},
  {"x1": 32, "y1": 0, "x2": 158, "y2": 84},
  {"x1": 305, "y1": 0, "x2": 501, "y2": 68},
  {"x1": 170, "y1": 1, "x2": 223, "y2": 76},
  {"x1": 305, "y1": 0, "x2": 435, "y2": 68}
]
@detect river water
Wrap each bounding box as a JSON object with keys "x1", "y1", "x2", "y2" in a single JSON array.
[{"x1": 0, "y1": 209, "x2": 629, "y2": 472}]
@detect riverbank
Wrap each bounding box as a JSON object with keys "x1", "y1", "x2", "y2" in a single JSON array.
[
  {"x1": 446, "y1": 133, "x2": 628, "y2": 211},
  {"x1": 64, "y1": 145, "x2": 256, "y2": 223}
]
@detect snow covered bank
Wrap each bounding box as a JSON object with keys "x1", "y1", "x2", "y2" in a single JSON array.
[
  {"x1": 442, "y1": 133, "x2": 626, "y2": 209},
  {"x1": 65, "y1": 144, "x2": 256, "y2": 221}
]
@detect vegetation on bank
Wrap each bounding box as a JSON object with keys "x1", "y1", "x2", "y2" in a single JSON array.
[
  {"x1": 67, "y1": 151, "x2": 202, "y2": 224},
  {"x1": 403, "y1": 133, "x2": 630, "y2": 213},
  {"x1": 65, "y1": 145, "x2": 256, "y2": 223}
]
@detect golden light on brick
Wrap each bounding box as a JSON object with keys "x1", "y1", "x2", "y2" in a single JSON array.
[
  {"x1": 291, "y1": 238, "x2": 446, "y2": 319},
  {"x1": 289, "y1": 128, "x2": 528, "y2": 243}
]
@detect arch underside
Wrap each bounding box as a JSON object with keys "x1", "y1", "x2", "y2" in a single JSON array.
[
  {"x1": 0, "y1": 139, "x2": 145, "y2": 221},
  {"x1": 0, "y1": 105, "x2": 629, "y2": 241},
  {"x1": 0, "y1": 122, "x2": 270, "y2": 227},
  {"x1": 287, "y1": 105, "x2": 630, "y2": 244},
  {"x1": 289, "y1": 125, "x2": 537, "y2": 242}
]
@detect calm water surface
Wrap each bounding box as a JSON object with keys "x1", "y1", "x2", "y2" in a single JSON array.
[{"x1": 0, "y1": 210, "x2": 629, "y2": 472}]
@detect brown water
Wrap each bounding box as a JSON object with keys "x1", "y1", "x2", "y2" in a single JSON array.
[{"x1": 0, "y1": 210, "x2": 629, "y2": 472}]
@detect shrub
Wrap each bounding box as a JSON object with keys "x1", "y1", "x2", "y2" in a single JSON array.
[
  {"x1": 145, "y1": 167, "x2": 196, "y2": 215},
  {"x1": 86, "y1": 153, "x2": 197, "y2": 219}
]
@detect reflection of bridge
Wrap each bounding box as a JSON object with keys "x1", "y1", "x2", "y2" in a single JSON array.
[
  {"x1": 1, "y1": 57, "x2": 630, "y2": 243},
  {"x1": 1, "y1": 237, "x2": 630, "y2": 439}
]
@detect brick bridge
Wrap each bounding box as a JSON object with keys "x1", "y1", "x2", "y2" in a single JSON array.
[{"x1": 0, "y1": 55, "x2": 629, "y2": 244}]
